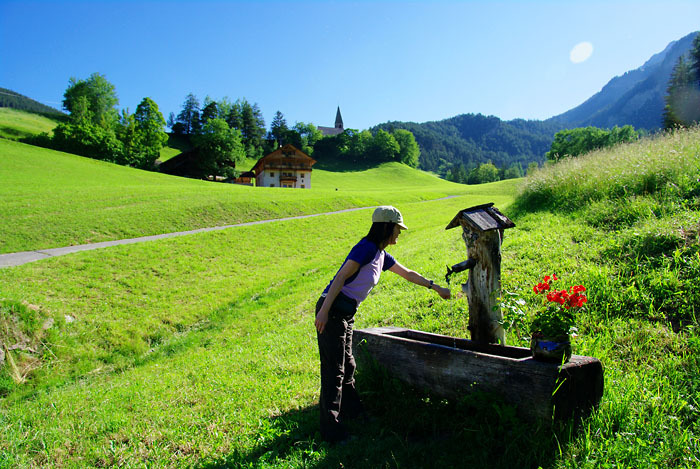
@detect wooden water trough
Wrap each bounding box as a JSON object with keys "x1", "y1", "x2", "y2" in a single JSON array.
[
  {"x1": 353, "y1": 204, "x2": 604, "y2": 421},
  {"x1": 354, "y1": 327, "x2": 604, "y2": 421}
]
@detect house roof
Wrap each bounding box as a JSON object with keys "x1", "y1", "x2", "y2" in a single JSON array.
[{"x1": 251, "y1": 144, "x2": 316, "y2": 175}]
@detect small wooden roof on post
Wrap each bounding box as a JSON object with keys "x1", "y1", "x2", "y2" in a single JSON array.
[
  {"x1": 446, "y1": 203, "x2": 515, "y2": 344},
  {"x1": 445, "y1": 203, "x2": 515, "y2": 233}
]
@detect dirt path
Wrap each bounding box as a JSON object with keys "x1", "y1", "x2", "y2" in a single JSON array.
[{"x1": 0, "y1": 198, "x2": 458, "y2": 268}]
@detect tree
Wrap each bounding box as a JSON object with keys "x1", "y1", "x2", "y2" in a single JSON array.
[
  {"x1": 192, "y1": 118, "x2": 245, "y2": 179},
  {"x1": 52, "y1": 113, "x2": 123, "y2": 162},
  {"x1": 503, "y1": 162, "x2": 523, "y2": 179},
  {"x1": 369, "y1": 129, "x2": 400, "y2": 162},
  {"x1": 393, "y1": 129, "x2": 420, "y2": 167},
  {"x1": 62, "y1": 72, "x2": 119, "y2": 129},
  {"x1": 241, "y1": 100, "x2": 266, "y2": 158},
  {"x1": 663, "y1": 54, "x2": 700, "y2": 129},
  {"x1": 281, "y1": 128, "x2": 303, "y2": 150},
  {"x1": 132, "y1": 97, "x2": 168, "y2": 169},
  {"x1": 467, "y1": 163, "x2": 499, "y2": 184},
  {"x1": 545, "y1": 126, "x2": 638, "y2": 161},
  {"x1": 527, "y1": 161, "x2": 540, "y2": 175},
  {"x1": 292, "y1": 122, "x2": 323, "y2": 156},
  {"x1": 347, "y1": 129, "x2": 373, "y2": 162},
  {"x1": 200, "y1": 99, "x2": 219, "y2": 125},
  {"x1": 691, "y1": 33, "x2": 700, "y2": 87},
  {"x1": 116, "y1": 108, "x2": 138, "y2": 165},
  {"x1": 269, "y1": 110, "x2": 288, "y2": 147},
  {"x1": 53, "y1": 75, "x2": 123, "y2": 162},
  {"x1": 176, "y1": 93, "x2": 201, "y2": 135},
  {"x1": 217, "y1": 97, "x2": 234, "y2": 120},
  {"x1": 447, "y1": 163, "x2": 468, "y2": 184},
  {"x1": 228, "y1": 98, "x2": 266, "y2": 159}
]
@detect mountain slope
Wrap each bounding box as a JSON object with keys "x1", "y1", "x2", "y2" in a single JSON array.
[
  {"x1": 375, "y1": 31, "x2": 698, "y2": 174},
  {"x1": 548, "y1": 31, "x2": 698, "y2": 130}
]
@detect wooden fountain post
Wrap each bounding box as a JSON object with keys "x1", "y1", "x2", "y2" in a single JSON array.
[
  {"x1": 352, "y1": 203, "x2": 604, "y2": 422},
  {"x1": 445, "y1": 203, "x2": 515, "y2": 345}
]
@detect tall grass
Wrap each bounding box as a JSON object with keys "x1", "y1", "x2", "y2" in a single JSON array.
[
  {"x1": 516, "y1": 126, "x2": 700, "y2": 212},
  {"x1": 513, "y1": 127, "x2": 700, "y2": 324}
]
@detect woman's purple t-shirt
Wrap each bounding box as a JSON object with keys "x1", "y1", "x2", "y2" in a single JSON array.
[{"x1": 323, "y1": 238, "x2": 396, "y2": 304}]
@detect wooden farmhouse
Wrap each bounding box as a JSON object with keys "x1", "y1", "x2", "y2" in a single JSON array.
[{"x1": 252, "y1": 144, "x2": 316, "y2": 188}]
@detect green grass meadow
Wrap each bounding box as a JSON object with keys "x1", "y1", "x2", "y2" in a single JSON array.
[
  {"x1": 1, "y1": 112, "x2": 700, "y2": 467},
  {"x1": 0, "y1": 108, "x2": 59, "y2": 141},
  {"x1": 0, "y1": 138, "x2": 474, "y2": 254}
]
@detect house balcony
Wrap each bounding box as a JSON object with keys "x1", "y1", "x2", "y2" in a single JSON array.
[{"x1": 269, "y1": 164, "x2": 312, "y2": 170}]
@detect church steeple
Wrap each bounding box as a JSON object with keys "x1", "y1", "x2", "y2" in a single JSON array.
[{"x1": 334, "y1": 106, "x2": 343, "y2": 130}]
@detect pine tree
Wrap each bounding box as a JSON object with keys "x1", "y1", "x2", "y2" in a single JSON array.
[
  {"x1": 176, "y1": 93, "x2": 201, "y2": 135},
  {"x1": 270, "y1": 111, "x2": 288, "y2": 147},
  {"x1": 200, "y1": 99, "x2": 218, "y2": 125},
  {"x1": 691, "y1": 33, "x2": 700, "y2": 87},
  {"x1": 233, "y1": 99, "x2": 266, "y2": 159},
  {"x1": 663, "y1": 56, "x2": 696, "y2": 129}
]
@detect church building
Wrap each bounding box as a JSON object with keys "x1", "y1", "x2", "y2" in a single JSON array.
[{"x1": 318, "y1": 107, "x2": 344, "y2": 136}]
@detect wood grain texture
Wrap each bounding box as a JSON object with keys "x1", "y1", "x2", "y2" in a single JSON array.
[{"x1": 354, "y1": 327, "x2": 604, "y2": 421}]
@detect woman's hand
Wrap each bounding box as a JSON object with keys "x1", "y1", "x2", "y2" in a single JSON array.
[
  {"x1": 315, "y1": 309, "x2": 329, "y2": 334},
  {"x1": 434, "y1": 285, "x2": 451, "y2": 300}
]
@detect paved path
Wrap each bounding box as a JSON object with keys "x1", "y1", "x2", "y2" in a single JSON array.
[{"x1": 0, "y1": 205, "x2": 390, "y2": 268}]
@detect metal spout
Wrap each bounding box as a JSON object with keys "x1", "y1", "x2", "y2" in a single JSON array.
[{"x1": 445, "y1": 258, "x2": 476, "y2": 284}]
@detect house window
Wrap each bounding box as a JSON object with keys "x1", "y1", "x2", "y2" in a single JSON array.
[
  {"x1": 270, "y1": 172, "x2": 275, "y2": 177},
  {"x1": 301, "y1": 185, "x2": 305, "y2": 188}
]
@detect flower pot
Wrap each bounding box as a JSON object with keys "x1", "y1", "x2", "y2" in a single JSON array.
[{"x1": 530, "y1": 335, "x2": 572, "y2": 363}]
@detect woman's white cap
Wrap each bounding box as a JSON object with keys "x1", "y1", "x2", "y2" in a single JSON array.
[{"x1": 372, "y1": 206, "x2": 407, "y2": 229}]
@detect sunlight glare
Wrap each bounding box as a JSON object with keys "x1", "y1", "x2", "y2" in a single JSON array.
[{"x1": 570, "y1": 42, "x2": 594, "y2": 63}]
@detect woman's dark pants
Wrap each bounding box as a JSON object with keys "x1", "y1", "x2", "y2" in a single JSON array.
[{"x1": 316, "y1": 296, "x2": 364, "y2": 442}]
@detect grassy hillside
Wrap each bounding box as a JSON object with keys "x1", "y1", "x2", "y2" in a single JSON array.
[
  {"x1": 0, "y1": 108, "x2": 59, "y2": 141},
  {"x1": 0, "y1": 138, "x2": 493, "y2": 254},
  {"x1": 1, "y1": 129, "x2": 699, "y2": 467}
]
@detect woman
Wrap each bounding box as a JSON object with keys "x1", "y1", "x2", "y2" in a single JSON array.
[{"x1": 314, "y1": 205, "x2": 451, "y2": 443}]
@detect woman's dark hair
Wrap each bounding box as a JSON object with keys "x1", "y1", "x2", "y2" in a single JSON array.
[{"x1": 365, "y1": 222, "x2": 396, "y2": 248}]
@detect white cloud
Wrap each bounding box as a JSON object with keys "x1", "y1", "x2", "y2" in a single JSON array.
[{"x1": 570, "y1": 42, "x2": 594, "y2": 64}]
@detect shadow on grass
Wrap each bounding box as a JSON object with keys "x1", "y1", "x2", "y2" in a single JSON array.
[
  {"x1": 198, "y1": 359, "x2": 579, "y2": 469},
  {"x1": 0, "y1": 126, "x2": 29, "y2": 139},
  {"x1": 313, "y1": 159, "x2": 383, "y2": 173}
]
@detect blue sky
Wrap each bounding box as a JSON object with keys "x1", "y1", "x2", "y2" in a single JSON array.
[{"x1": 1, "y1": 1, "x2": 699, "y2": 131}]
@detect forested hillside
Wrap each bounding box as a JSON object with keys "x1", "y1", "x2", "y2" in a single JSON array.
[
  {"x1": 373, "y1": 114, "x2": 562, "y2": 174},
  {"x1": 0, "y1": 87, "x2": 63, "y2": 116}
]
